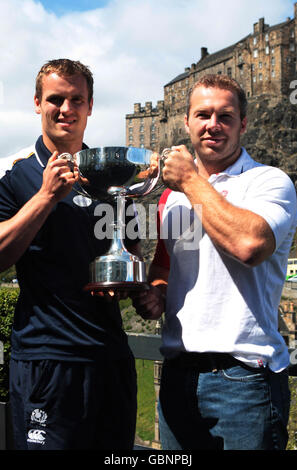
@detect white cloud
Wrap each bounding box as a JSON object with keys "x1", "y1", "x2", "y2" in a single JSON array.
[{"x1": 0, "y1": 0, "x2": 294, "y2": 157}]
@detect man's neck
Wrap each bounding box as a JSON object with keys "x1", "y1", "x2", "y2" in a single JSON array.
[
  {"x1": 42, "y1": 134, "x2": 83, "y2": 156},
  {"x1": 195, "y1": 147, "x2": 242, "y2": 179}
]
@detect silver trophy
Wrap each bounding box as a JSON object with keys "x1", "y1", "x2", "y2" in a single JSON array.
[{"x1": 60, "y1": 147, "x2": 162, "y2": 292}]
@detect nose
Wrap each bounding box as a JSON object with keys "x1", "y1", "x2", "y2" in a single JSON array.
[
  {"x1": 206, "y1": 113, "x2": 221, "y2": 133},
  {"x1": 60, "y1": 99, "x2": 73, "y2": 114}
]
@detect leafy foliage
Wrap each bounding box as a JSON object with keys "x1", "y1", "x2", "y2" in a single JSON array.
[
  {"x1": 0, "y1": 266, "x2": 17, "y2": 283},
  {"x1": 0, "y1": 287, "x2": 19, "y2": 402},
  {"x1": 135, "y1": 359, "x2": 155, "y2": 443}
]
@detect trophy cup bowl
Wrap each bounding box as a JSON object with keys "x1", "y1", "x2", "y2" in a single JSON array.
[{"x1": 71, "y1": 146, "x2": 160, "y2": 292}]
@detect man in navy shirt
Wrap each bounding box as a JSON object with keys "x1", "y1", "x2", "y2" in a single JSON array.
[{"x1": 0, "y1": 59, "x2": 138, "y2": 450}]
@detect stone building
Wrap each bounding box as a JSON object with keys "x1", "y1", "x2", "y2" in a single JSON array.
[{"x1": 126, "y1": 3, "x2": 297, "y2": 151}]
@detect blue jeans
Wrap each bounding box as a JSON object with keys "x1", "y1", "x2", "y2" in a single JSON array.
[{"x1": 158, "y1": 358, "x2": 290, "y2": 450}]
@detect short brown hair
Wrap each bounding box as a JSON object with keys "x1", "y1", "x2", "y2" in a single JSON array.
[
  {"x1": 186, "y1": 74, "x2": 248, "y2": 120},
  {"x1": 35, "y1": 58, "x2": 94, "y2": 103}
]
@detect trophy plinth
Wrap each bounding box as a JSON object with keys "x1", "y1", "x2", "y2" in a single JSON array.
[
  {"x1": 69, "y1": 147, "x2": 160, "y2": 293},
  {"x1": 84, "y1": 254, "x2": 147, "y2": 292}
]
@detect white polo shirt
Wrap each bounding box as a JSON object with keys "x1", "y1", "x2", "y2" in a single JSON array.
[{"x1": 156, "y1": 148, "x2": 297, "y2": 372}]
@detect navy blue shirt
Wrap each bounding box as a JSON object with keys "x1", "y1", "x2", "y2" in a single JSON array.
[{"x1": 0, "y1": 136, "x2": 139, "y2": 362}]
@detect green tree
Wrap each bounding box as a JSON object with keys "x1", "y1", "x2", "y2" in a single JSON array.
[{"x1": 0, "y1": 287, "x2": 19, "y2": 401}]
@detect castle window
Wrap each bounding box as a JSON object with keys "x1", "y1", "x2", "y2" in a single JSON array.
[
  {"x1": 227, "y1": 67, "x2": 232, "y2": 77},
  {"x1": 265, "y1": 33, "x2": 269, "y2": 42},
  {"x1": 129, "y1": 135, "x2": 133, "y2": 142},
  {"x1": 259, "y1": 61, "x2": 262, "y2": 69},
  {"x1": 271, "y1": 57, "x2": 275, "y2": 66},
  {"x1": 253, "y1": 49, "x2": 258, "y2": 58},
  {"x1": 259, "y1": 73, "x2": 263, "y2": 81},
  {"x1": 253, "y1": 37, "x2": 257, "y2": 45},
  {"x1": 271, "y1": 69, "x2": 275, "y2": 78},
  {"x1": 140, "y1": 125, "x2": 144, "y2": 133},
  {"x1": 129, "y1": 127, "x2": 133, "y2": 134},
  {"x1": 253, "y1": 76, "x2": 256, "y2": 83},
  {"x1": 291, "y1": 30, "x2": 295, "y2": 38},
  {"x1": 151, "y1": 134, "x2": 156, "y2": 141},
  {"x1": 290, "y1": 42, "x2": 295, "y2": 51},
  {"x1": 265, "y1": 46, "x2": 269, "y2": 55}
]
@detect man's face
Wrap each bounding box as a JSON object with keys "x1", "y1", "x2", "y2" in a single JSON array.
[
  {"x1": 34, "y1": 72, "x2": 93, "y2": 152},
  {"x1": 184, "y1": 86, "x2": 246, "y2": 169}
]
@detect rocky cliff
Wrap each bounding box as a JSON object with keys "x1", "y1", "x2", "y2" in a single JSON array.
[{"x1": 241, "y1": 95, "x2": 297, "y2": 190}]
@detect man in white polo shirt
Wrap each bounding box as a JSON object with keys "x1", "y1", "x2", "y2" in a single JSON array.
[{"x1": 132, "y1": 74, "x2": 297, "y2": 450}]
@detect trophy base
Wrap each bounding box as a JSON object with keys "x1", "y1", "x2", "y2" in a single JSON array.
[
  {"x1": 84, "y1": 254, "x2": 148, "y2": 293},
  {"x1": 84, "y1": 281, "x2": 149, "y2": 292}
]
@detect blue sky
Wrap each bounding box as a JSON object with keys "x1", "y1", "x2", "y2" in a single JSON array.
[{"x1": 39, "y1": 0, "x2": 110, "y2": 16}]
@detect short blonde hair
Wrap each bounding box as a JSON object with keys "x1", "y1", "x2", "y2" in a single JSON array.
[{"x1": 35, "y1": 58, "x2": 93, "y2": 103}]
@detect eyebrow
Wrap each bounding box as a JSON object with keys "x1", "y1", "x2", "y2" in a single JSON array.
[
  {"x1": 46, "y1": 93, "x2": 85, "y2": 100},
  {"x1": 193, "y1": 106, "x2": 237, "y2": 115}
]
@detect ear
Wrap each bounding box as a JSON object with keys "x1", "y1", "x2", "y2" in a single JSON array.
[
  {"x1": 184, "y1": 114, "x2": 190, "y2": 135},
  {"x1": 88, "y1": 98, "x2": 93, "y2": 116},
  {"x1": 34, "y1": 95, "x2": 41, "y2": 115},
  {"x1": 240, "y1": 116, "x2": 247, "y2": 135}
]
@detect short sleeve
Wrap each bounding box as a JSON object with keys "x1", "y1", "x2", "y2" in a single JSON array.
[
  {"x1": 0, "y1": 171, "x2": 20, "y2": 221},
  {"x1": 241, "y1": 167, "x2": 297, "y2": 249}
]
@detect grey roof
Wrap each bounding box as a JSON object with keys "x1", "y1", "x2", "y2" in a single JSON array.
[
  {"x1": 165, "y1": 70, "x2": 190, "y2": 87},
  {"x1": 164, "y1": 38, "x2": 246, "y2": 87}
]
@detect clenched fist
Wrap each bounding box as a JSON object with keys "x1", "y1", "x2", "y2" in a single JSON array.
[
  {"x1": 40, "y1": 151, "x2": 79, "y2": 202},
  {"x1": 162, "y1": 145, "x2": 198, "y2": 193}
]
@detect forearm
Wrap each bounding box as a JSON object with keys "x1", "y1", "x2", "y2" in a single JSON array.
[
  {"x1": 0, "y1": 152, "x2": 79, "y2": 271},
  {"x1": 0, "y1": 191, "x2": 56, "y2": 271},
  {"x1": 183, "y1": 173, "x2": 275, "y2": 266}
]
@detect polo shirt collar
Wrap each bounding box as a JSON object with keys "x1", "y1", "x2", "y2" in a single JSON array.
[
  {"x1": 224, "y1": 147, "x2": 260, "y2": 176},
  {"x1": 208, "y1": 147, "x2": 262, "y2": 182},
  {"x1": 34, "y1": 135, "x2": 89, "y2": 168}
]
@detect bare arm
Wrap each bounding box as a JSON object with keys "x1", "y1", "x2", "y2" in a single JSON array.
[
  {"x1": 0, "y1": 151, "x2": 78, "y2": 272},
  {"x1": 162, "y1": 145, "x2": 275, "y2": 267}
]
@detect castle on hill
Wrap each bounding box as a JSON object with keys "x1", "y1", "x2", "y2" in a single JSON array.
[{"x1": 126, "y1": 3, "x2": 297, "y2": 152}]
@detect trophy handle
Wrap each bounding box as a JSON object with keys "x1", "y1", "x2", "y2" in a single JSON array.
[
  {"x1": 57, "y1": 153, "x2": 96, "y2": 200},
  {"x1": 125, "y1": 148, "x2": 173, "y2": 197}
]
